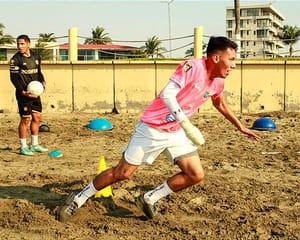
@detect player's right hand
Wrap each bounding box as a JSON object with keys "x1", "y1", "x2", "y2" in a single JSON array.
[
  {"x1": 22, "y1": 90, "x2": 38, "y2": 98},
  {"x1": 180, "y1": 119, "x2": 205, "y2": 146}
]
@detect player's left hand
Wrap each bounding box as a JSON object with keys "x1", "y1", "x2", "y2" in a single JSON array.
[{"x1": 240, "y1": 126, "x2": 260, "y2": 140}]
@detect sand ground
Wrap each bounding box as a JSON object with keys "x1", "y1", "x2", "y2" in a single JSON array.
[{"x1": 0, "y1": 111, "x2": 299, "y2": 240}]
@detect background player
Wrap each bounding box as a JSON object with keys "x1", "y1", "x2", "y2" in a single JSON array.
[{"x1": 9, "y1": 34, "x2": 48, "y2": 156}]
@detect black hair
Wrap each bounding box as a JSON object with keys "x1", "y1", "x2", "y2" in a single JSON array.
[
  {"x1": 17, "y1": 34, "x2": 31, "y2": 43},
  {"x1": 206, "y1": 36, "x2": 237, "y2": 56}
]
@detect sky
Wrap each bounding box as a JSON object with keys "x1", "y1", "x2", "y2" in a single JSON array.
[{"x1": 1, "y1": 0, "x2": 300, "y2": 57}]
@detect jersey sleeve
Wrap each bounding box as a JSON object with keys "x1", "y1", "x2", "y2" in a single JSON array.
[
  {"x1": 9, "y1": 56, "x2": 24, "y2": 92},
  {"x1": 160, "y1": 81, "x2": 187, "y2": 122},
  {"x1": 169, "y1": 60, "x2": 192, "y2": 89}
]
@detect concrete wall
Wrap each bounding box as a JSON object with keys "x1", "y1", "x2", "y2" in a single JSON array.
[{"x1": 1, "y1": 60, "x2": 299, "y2": 114}]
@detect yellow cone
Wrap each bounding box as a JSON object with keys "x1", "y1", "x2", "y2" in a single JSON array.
[{"x1": 95, "y1": 155, "x2": 113, "y2": 198}]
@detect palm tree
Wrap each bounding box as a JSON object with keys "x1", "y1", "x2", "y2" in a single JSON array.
[
  {"x1": 185, "y1": 43, "x2": 207, "y2": 58},
  {"x1": 37, "y1": 33, "x2": 56, "y2": 43},
  {"x1": 84, "y1": 26, "x2": 112, "y2": 44},
  {"x1": 185, "y1": 48, "x2": 194, "y2": 58},
  {"x1": 142, "y1": 36, "x2": 167, "y2": 59},
  {"x1": 34, "y1": 32, "x2": 57, "y2": 60},
  {"x1": 133, "y1": 49, "x2": 146, "y2": 58},
  {"x1": 0, "y1": 23, "x2": 15, "y2": 60},
  {"x1": 234, "y1": 0, "x2": 240, "y2": 58},
  {"x1": 278, "y1": 25, "x2": 300, "y2": 57},
  {"x1": 0, "y1": 23, "x2": 15, "y2": 45}
]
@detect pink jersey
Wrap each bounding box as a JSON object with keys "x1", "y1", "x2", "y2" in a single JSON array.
[{"x1": 141, "y1": 58, "x2": 224, "y2": 132}]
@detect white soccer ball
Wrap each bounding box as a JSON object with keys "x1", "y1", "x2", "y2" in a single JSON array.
[{"x1": 27, "y1": 81, "x2": 44, "y2": 96}]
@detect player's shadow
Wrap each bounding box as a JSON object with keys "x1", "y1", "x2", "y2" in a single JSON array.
[
  {"x1": 0, "y1": 180, "x2": 84, "y2": 211},
  {"x1": 93, "y1": 196, "x2": 135, "y2": 218},
  {"x1": 0, "y1": 180, "x2": 140, "y2": 219}
]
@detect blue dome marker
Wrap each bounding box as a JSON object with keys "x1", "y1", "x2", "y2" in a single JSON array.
[
  {"x1": 88, "y1": 118, "x2": 113, "y2": 131},
  {"x1": 252, "y1": 117, "x2": 276, "y2": 131}
]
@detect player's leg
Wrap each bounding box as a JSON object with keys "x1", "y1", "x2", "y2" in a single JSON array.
[
  {"x1": 147, "y1": 152, "x2": 204, "y2": 197},
  {"x1": 140, "y1": 129, "x2": 203, "y2": 219},
  {"x1": 168, "y1": 153, "x2": 204, "y2": 191},
  {"x1": 93, "y1": 155, "x2": 139, "y2": 190},
  {"x1": 19, "y1": 116, "x2": 31, "y2": 139},
  {"x1": 57, "y1": 156, "x2": 139, "y2": 222},
  {"x1": 142, "y1": 153, "x2": 204, "y2": 218},
  {"x1": 29, "y1": 100, "x2": 48, "y2": 152},
  {"x1": 18, "y1": 101, "x2": 33, "y2": 155},
  {"x1": 76, "y1": 156, "x2": 139, "y2": 207},
  {"x1": 58, "y1": 120, "x2": 166, "y2": 222},
  {"x1": 30, "y1": 111, "x2": 41, "y2": 136}
]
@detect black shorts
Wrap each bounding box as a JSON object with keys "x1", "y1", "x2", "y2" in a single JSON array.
[{"x1": 17, "y1": 98, "x2": 42, "y2": 117}]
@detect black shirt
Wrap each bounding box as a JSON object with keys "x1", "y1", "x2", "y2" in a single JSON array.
[{"x1": 9, "y1": 50, "x2": 45, "y2": 100}]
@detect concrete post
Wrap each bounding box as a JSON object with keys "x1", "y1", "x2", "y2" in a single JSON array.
[
  {"x1": 194, "y1": 26, "x2": 203, "y2": 58},
  {"x1": 69, "y1": 27, "x2": 78, "y2": 62}
]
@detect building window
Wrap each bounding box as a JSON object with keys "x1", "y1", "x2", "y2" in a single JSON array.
[
  {"x1": 240, "y1": 20, "x2": 244, "y2": 28},
  {"x1": 78, "y1": 49, "x2": 95, "y2": 60},
  {"x1": 257, "y1": 19, "x2": 269, "y2": 28},
  {"x1": 227, "y1": 9, "x2": 235, "y2": 18},
  {"x1": 241, "y1": 9, "x2": 247, "y2": 17},
  {"x1": 59, "y1": 49, "x2": 68, "y2": 61},
  {"x1": 0, "y1": 48, "x2": 6, "y2": 60},
  {"x1": 257, "y1": 30, "x2": 266, "y2": 38},
  {"x1": 247, "y1": 8, "x2": 259, "y2": 17},
  {"x1": 227, "y1": 20, "x2": 233, "y2": 28},
  {"x1": 227, "y1": 31, "x2": 233, "y2": 38}
]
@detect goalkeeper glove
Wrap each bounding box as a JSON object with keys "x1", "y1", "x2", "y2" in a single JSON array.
[{"x1": 180, "y1": 119, "x2": 205, "y2": 146}]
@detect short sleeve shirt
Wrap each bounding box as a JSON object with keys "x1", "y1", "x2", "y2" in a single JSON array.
[{"x1": 141, "y1": 58, "x2": 225, "y2": 132}]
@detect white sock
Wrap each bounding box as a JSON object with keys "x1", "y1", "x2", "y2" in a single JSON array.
[
  {"x1": 144, "y1": 181, "x2": 173, "y2": 205},
  {"x1": 20, "y1": 138, "x2": 27, "y2": 149},
  {"x1": 74, "y1": 181, "x2": 97, "y2": 208},
  {"x1": 31, "y1": 135, "x2": 39, "y2": 146}
]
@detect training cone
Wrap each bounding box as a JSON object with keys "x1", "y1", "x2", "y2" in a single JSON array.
[{"x1": 95, "y1": 155, "x2": 113, "y2": 198}]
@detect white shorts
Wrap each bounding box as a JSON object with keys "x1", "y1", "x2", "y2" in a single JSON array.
[{"x1": 124, "y1": 121, "x2": 198, "y2": 165}]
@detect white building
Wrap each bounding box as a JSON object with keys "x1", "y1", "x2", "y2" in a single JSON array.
[{"x1": 226, "y1": 3, "x2": 285, "y2": 58}]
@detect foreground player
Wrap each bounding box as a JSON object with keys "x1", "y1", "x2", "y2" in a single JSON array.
[
  {"x1": 9, "y1": 35, "x2": 48, "y2": 156},
  {"x1": 58, "y1": 36, "x2": 259, "y2": 222}
]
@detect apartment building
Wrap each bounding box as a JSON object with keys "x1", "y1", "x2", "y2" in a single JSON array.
[{"x1": 226, "y1": 3, "x2": 285, "y2": 58}]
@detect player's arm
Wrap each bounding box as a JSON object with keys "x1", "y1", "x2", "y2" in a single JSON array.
[
  {"x1": 160, "y1": 81, "x2": 205, "y2": 145},
  {"x1": 9, "y1": 58, "x2": 38, "y2": 98},
  {"x1": 212, "y1": 95, "x2": 260, "y2": 140},
  {"x1": 9, "y1": 58, "x2": 24, "y2": 93},
  {"x1": 160, "y1": 81, "x2": 186, "y2": 122}
]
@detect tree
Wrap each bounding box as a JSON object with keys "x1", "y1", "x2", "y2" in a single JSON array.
[
  {"x1": 185, "y1": 48, "x2": 194, "y2": 58},
  {"x1": 37, "y1": 33, "x2": 56, "y2": 43},
  {"x1": 34, "y1": 32, "x2": 57, "y2": 60},
  {"x1": 84, "y1": 26, "x2": 112, "y2": 44},
  {"x1": 278, "y1": 25, "x2": 300, "y2": 57},
  {"x1": 142, "y1": 36, "x2": 167, "y2": 59},
  {"x1": 234, "y1": 0, "x2": 240, "y2": 58},
  {"x1": 185, "y1": 43, "x2": 207, "y2": 58},
  {"x1": 0, "y1": 23, "x2": 15, "y2": 45},
  {"x1": 0, "y1": 23, "x2": 15, "y2": 60}
]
